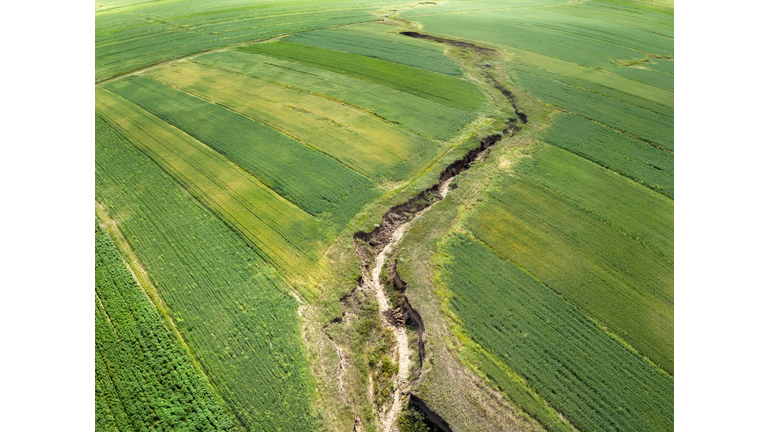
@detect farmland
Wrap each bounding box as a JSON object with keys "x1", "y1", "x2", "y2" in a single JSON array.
[
  {"x1": 96, "y1": 0, "x2": 674, "y2": 431},
  {"x1": 96, "y1": 115, "x2": 318, "y2": 431},
  {"x1": 436, "y1": 234, "x2": 673, "y2": 432},
  {"x1": 96, "y1": 221, "x2": 236, "y2": 431}
]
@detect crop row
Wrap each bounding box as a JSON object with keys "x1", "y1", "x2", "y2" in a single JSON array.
[
  {"x1": 96, "y1": 88, "x2": 325, "y2": 276},
  {"x1": 514, "y1": 70, "x2": 674, "y2": 150},
  {"x1": 145, "y1": 61, "x2": 436, "y2": 182},
  {"x1": 285, "y1": 24, "x2": 465, "y2": 77},
  {"x1": 194, "y1": 51, "x2": 476, "y2": 140},
  {"x1": 240, "y1": 41, "x2": 487, "y2": 112},
  {"x1": 438, "y1": 233, "x2": 673, "y2": 432},
  {"x1": 104, "y1": 76, "x2": 375, "y2": 226},
  {"x1": 509, "y1": 60, "x2": 673, "y2": 111},
  {"x1": 96, "y1": 1, "x2": 380, "y2": 80},
  {"x1": 96, "y1": 115, "x2": 317, "y2": 431},
  {"x1": 96, "y1": 221, "x2": 236, "y2": 432},
  {"x1": 468, "y1": 144, "x2": 674, "y2": 373},
  {"x1": 542, "y1": 113, "x2": 674, "y2": 198}
]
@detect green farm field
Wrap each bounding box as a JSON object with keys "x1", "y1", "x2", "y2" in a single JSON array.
[{"x1": 96, "y1": 0, "x2": 673, "y2": 431}]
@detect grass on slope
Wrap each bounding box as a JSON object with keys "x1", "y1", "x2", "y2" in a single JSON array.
[
  {"x1": 438, "y1": 233, "x2": 673, "y2": 432},
  {"x1": 96, "y1": 114, "x2": 317, "y2": 431},
  {"x1": 145, "y1": 61, "x2": 437, "y2": 181},
  {"x1": 104, "y1": 75, "x2": 376, "y2": 228},
  {"x1": 468, "y1": 144, "x2": 674, "y2": 373},
  {"x1": 96, "y1": 221, "x2": 237, "y2": 432},
  {"x1": 239, "y1": 41, "x2": 487, "y2": 112},
  {"x1": 194, "y1": 50, "x2": 476, "y2": 140}
]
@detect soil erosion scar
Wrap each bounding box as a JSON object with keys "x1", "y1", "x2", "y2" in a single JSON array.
[{"x1": 351, "y1": 116, "x2": 522, "y2": 431}]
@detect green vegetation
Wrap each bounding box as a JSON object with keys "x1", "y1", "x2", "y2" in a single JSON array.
[
  {"x1": 512, "y1": 71, "x2": 673, "y2": 150},
  {"x1": 239, "y1": 41, "x2": 487, "y2": 111},
  {"x1": 397, "y1": 407, "x2": 439, "y2": 432},
  {"x1": 96, "y1": 115, "x2": 317, "y2": 431},
  {"x1": 96, "y1": 88, "x2": 326, "y2": 275},
  {"x1": 104, "y1": 75, "x2": 376, "y2": 226},
  {"x1": 468, "y1": 144, "x2": 673, "y2": 373},
  {"x1": 285, "y1": 24, "x2": 464, "y2": 76},
  {"x1": 145, "y1": 61, "x2": 437, "y2": 181},
  {"x1": 194, "y1": 51, "x2": 476, "y2": 140},
  {"x1": 438, "y1": 233, "x2": 673, "y2": 432},
  {"x1": 96, "y1": 0, "x2": 391, "y2": 81},
  {"x1": 542, "y1": 113, "x2": 673, "y2": 198},
  {"x1": 96, "y1": 221, "x2": 237, "y2": 432}
]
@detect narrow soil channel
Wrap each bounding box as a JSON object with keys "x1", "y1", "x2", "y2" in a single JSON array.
[{"x1": 352, "y1": 118, "x2": 521, "y2": 431}]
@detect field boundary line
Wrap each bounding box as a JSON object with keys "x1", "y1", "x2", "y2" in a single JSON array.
[
  {"x1": 94, "y1": 201, "x2": 239, "y2": 395},
  {"x1": 463, "y1": 231, "x2": 673, "y2": 378},
  {"x1": 143, "y1": 74, "x2": 375, "y2": 182},
  {"x1": 95, "y1": 20, "x2": 379, "y2": 86}
]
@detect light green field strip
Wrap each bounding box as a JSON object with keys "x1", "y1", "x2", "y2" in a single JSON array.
[
  {"x1": 146, "y1": 61, "x2": 437, "y2": 181},
  {"x1": 509, "y1": 48, "x2": 673, "y2": 108},
  {"x1": 284, "y1": 23, "x2": 465, "y2": 77},
  {"x1": 193, "y1": 50, "x2": 476, "y2": 140},
  {"x1": 240, "y1": 41, "x2": 488, "y2": 112},
  {"x1": 469, "y1": 145, "x2": 673, "y2": 374},
  {"x1": 96, "y1": 87, "x2": 323, "y2": 275}
]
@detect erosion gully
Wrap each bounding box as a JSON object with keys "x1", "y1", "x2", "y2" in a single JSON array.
[{"x1": 343, "y1": 31, "x2": 528, "y2": 431}]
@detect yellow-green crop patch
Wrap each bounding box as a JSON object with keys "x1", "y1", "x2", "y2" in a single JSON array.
[
  {"x1": 145, "y1": 61, "x2": 437, "y2": 181},
  {"x1": 96, "y1": 88, "x2": 324, "y2": 276},
  {"x1": 468, "y1": 144, "x2": 673, "y2": 373},
  {"x1": 104, "y1": 75, "x2": 377, "y2": 228},
  {"x1": 194, "y1": 50, "x2": 476, "y2": 140},
  {"x1": 239, "y1": 41, "x2": 488, "y2": 112}
]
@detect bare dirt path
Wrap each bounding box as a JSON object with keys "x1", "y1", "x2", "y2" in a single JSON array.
[{"x1": 368, "y1": 221, "x2": 412, "y2": 432}]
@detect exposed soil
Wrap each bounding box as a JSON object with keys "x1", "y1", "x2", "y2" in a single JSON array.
[
  {"x1": 347, "y1": 116, "x2": 522, "y2": 431},
  {"x1": 400, "y1": 32, "x2": 495, "y2": 54}
]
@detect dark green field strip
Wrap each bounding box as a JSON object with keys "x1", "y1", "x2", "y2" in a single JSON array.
[
  {"x1": 440, "y1": 234, "x2": 673, "y2": 432},
  {"x1": 96, "y1": 7, "x2": 379, "y2": 80},
  {"x1": 240, "y1": 41, "x2": 487, "y2": 112},
  {"x1": 96, "y1": 115, "x2": 317, "y2": 431},
  {"x1": 104, "y1": 76, "x2": 375, "y2": 225},
  {"x1": 542, "y1": 113, "x2": 673, "y2": 198},
  {"x1": 607, "y1": 65, "x2": 674, "y2": 92},
  {"x1": 514, "y1": 71, "x2": 673, "y2": 150},
  {"x1": 194, "y1": 50, "x2": 476, "y2": 140},
  {"x1": 145, "y1": 61, "x2": 438, "y2": 183},
  {"x1": 509, "y1": 63, "x2": 672, "y2": 114},
  {"x1": 469, "y1": 146, "x2": 674, "y2": 373},
  {"x1": 285, "y1": 25, "x2": 464, "y2": 76},
  {"x1": 95, "y1": 221, "x2": 237, "y2": 432}
]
